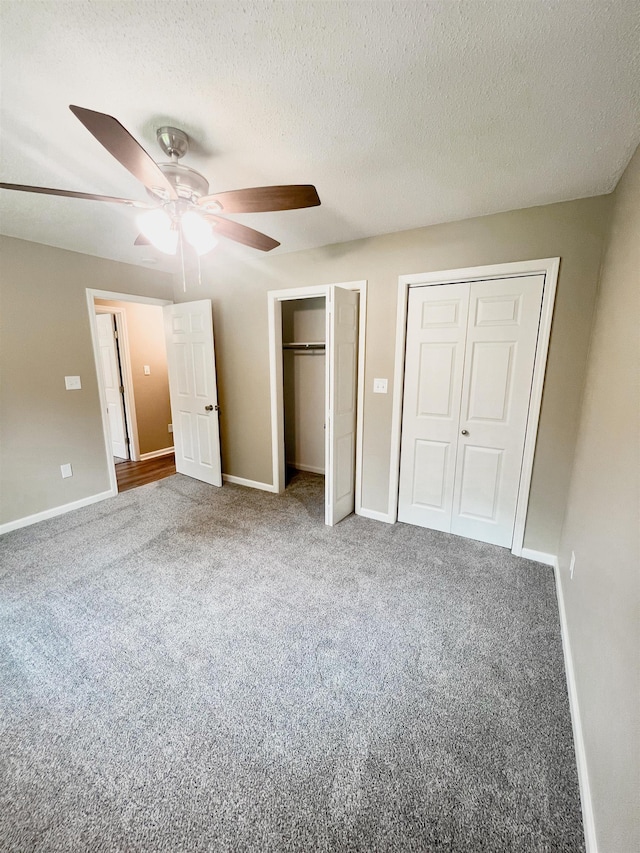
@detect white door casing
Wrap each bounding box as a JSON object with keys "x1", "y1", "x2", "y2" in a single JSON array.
[
  {"x1": 398, "y1": 275, "x2": 544, "y2": 548},
  {"x1": 163, "y1": 300, "x2": 222, "y2": 487},
  {"x1": 325, "y1": 286, "x2": 359, "y2": 526},
  {"x1": 95, "y1": 312, "x2": 129, "y2": 460}
]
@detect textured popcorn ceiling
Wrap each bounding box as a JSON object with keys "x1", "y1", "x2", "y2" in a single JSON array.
[{"x1": 0, "y1": 0, "x2": 638, "y2": 271}]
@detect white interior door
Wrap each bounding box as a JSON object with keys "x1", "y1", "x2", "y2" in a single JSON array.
[
  {"x1": 451, "y1": 276, "x2": 544, "y2": 546},
  {"x1": 325, "y1": 286, "x2": 359, "y2": 526},
  {"x1": 397, "y1": 284, "x2": 470, "y2": 530},
  {"x1": 164, "y1": 300, "x2": 222, "y2": 487},
  {"x1": 398, "y1": 275, "x2": 544, "y2": 547},
  {"x1": 95, "y1": 312, "x2": 129, "y2": 460}
]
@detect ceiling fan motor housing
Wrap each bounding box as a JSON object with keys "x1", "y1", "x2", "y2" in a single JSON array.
[
  {"x1": 149, "y1": 126, "x2": 213, "y2": 203},
  {"x1": 153, "y1": 161, "x2": 210, "y2": 202}
]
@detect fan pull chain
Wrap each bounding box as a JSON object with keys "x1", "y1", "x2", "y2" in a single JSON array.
[{"x1": 197, "y1": 250, "x2": 202, "y2": 288}]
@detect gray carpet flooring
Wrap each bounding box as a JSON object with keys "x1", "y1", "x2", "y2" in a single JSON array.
[{"x1": 0, "y1": 473, "x2": 584, "y2": 852}]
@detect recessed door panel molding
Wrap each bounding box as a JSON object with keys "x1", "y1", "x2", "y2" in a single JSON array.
[
  {"x1": 475, "y1": 294, "x2": 522, "y2": 326},
  {"x1": 412, "y1": 440, "x2": 449, "y2": 512},
  {"x1": 179, "y1": 411, "x2": 194, "y2": 461},
  {"x1": 456, "y1": 445, "x2": 503, "y2": 520},
  {"x1": 197, "y1": 414, "x2": 213, "y2": 467},
  {"x1": 190, "y1": 313, "x2": 205, "y2": 334},
  {"x1": 465, "y1": 341, "x2": 516, "y2": 423},
  {"x1": 192, "y1": 341, "x2": 209, "y2": 398},
  {"x1": 335, "y1": 433, "x2": 354, "y2": 502},
  {"x1": 171, "y1": 314, "x2": 187, "y2": 334},
  {"x1": 417, "y1": 343, "x2": 457, "y2": 418},
  {"x1": 174, "y1": 343, "x2": 191, "y2": 396},
  {"x1": 336, "y1": 342, "x2": 355, "y2": 416},
  {"x1": 398, "y1": 274, "x2": 545, "y2": 547},
  {"x1": 165, "y1": 300, "x2": 222, "y2": 487},
  {"x1": 338, "y1": 302, "x2": 358, "y2": 328},
  {"x1": 397, "y1": 283, "x2": 469, "y2": 529},
  {"x1": 421, "y1": 299, "x2": 460, "y2": 328}
]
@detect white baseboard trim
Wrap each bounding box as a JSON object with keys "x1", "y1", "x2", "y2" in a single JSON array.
[
  {"x1": 520, "y1": 547, "x2": 558, "y2": 566},
  {"x1": 0, "y1": 488, "x2": 117, "y2": 535},
  {"x1": 139, "y1": 447, "x2": 175, "y2": 461},
  {"x1": 286, "y1": 462, "x2": 325, "y2": 475},
  {"x1": 222, "y1": 474, "x2": 279, "y2": 493},
  {"x1": 356, "y1": 506, "x2": 395, "y2": 524},
  {"x1": 553, "y1": 561, "x2": 598, "y2": 853}
]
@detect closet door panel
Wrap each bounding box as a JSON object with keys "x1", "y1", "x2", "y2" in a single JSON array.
[
  {"x1": 397, "y1": 283, "x2": 470, "y2": 530},
  {"x1": 325, "y1": 286, "x2": 359, "y2": 526},
  {"x1": 451, "y1": 276, "x2": 544, "y2": 546}
]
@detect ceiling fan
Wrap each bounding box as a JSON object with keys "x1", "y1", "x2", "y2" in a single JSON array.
[{"x1": 0, "y1": 105, "x2": 321, "y2": 255}]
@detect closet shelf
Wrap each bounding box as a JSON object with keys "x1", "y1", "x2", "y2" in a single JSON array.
[{"x1": 283, "y1": 342, "x2": 326, "y2": 350}]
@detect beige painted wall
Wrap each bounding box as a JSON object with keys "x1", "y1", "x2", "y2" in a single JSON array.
[
  {"x1": 282, "y1": 298, "x2": 326, "y2": 474},
  {"x1": 0, "y1": 237, "x2": 173, "y2": 525},
  {"x1": 95, "y1": 300, "x2": 173, "y2": 456},
  {"x1": 176, "y1": 195, "x2": 611, "y2": 554},
  {"x1": 557, "y1": 147, "x2": 640, "y2": 852}
]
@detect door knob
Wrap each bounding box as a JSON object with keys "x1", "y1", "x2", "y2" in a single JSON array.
[
  {"x1": 205, "y1": 404, "x2": 219, "y2": 412},
  {"x1": 461, "y1": 429, "x2": 469, "y2": 435}
]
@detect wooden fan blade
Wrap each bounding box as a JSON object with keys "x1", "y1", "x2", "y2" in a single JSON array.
[
  {"x1": 199, "y1": 184, "x2": 320, "y2": 213},
  {"x1": 0, "y1": 182, "x2": 151, "y2": 207},
  {"x1": 69, "y1": 105, "x2": 178, "y2": 199},
  {"x1": 203, "y1": 214, "x2": 280, "y2": 251}
]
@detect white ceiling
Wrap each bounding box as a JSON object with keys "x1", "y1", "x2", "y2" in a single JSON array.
[{"x1": 1, "y1": 1, "x2": 638, "y2": 272}]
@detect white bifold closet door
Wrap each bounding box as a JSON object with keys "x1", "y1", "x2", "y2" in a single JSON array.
[
  {"x1": 164, "y1": 300, "x2": 222, "y2": 487},
  {"x1": 398, "y1": 275, "x2": 544, "y2": 547},
  {"x1": 325, "y1": 285, "x2": 359, "y2": 526}
]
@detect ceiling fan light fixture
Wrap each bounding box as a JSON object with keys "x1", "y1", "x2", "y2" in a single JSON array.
[
  {"x1": 181, "y1": 210, "x2": 218, "y2": 256},
  {"x1": 136, "y1": 208, "x2": 178, "y2": 254}
]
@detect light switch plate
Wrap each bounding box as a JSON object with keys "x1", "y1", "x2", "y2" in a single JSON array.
[
  {"x1": 144, "y1": 365, "x2": 151, "y2": 375},
  {"x1": 65, "y1": 375, "x2": 81, "y2": 390},
  {"x1": 60, "y1": 463, "x2": 73, "y2": 478},
  {"x1": 373, "y1": 378, "x2": 388, "y2": 394}
]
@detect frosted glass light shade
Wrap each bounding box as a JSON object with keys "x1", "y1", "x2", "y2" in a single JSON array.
[
  {"x1": 181, "y1": 211, "x2": 218, "y2": 256},
  {"x1": 136, "y1": 209, "x2": 178, "y2": 255}
]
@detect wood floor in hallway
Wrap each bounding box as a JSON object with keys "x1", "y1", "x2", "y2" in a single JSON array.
[{"x1": 115, "y1": 454, "x2": 176, "y2": 492}]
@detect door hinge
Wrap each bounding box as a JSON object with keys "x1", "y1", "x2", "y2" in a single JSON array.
[
  {"x1": 119, "y1": 385, "x2": 125, "y2": 394},
  {"x1": 114, "y1": 330, "x2": 118, "y2": 339}
]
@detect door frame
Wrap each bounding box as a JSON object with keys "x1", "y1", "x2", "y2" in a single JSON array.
[
  {"x1": 94, "y1": 305, "x2": 139, "y2": 463},
  {"x1": 389, "y1": 258, "x2": 559, "y2": 556},
  {"x1": 267, "y1": 281, "x2": 367, "y2": 514},
  {"x1": 86, "y1": 289, "x2": 173, "y2": 495}
]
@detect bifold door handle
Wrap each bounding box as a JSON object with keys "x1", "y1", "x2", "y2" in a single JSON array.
[{"x1": 461, "y1": 429, "x2": 469, "y2": 435}]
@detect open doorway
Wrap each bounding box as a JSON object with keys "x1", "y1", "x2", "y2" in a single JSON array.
[
  {"x1": 268, "y1": 281, "x2": 367, "y2": 526},
  {"x1": 282, "y1": 296, "x2": 326, "y2": 485},
  {"x1": 281, "y1": 296, "x2": 326, "y2": 515},
  {"x1": 88, "y1": 291, "x2": 223, "y2": 495},
  {"x1": 87, "y1": 290, "x2": 176, "y2": 493}
]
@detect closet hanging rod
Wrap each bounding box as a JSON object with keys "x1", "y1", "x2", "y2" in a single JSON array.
[{"x1": 282, "y1": 341, "x2": 325, "y2": 349}]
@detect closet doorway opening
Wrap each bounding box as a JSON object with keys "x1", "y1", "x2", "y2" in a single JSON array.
[
  {"x1": 283, "y1": 296, "x2": 326, "y2": 485},
  {"x1": 268, "y1": 281, "x2": 367, "y2": 526}
]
